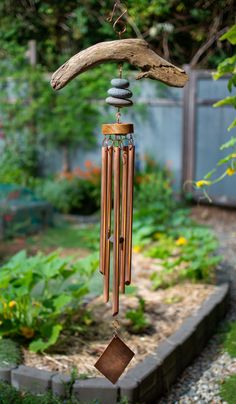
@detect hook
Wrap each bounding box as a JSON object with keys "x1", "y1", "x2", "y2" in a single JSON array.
[{"x1": 107, "y1": 1, "x2": 127, "y2": 38}]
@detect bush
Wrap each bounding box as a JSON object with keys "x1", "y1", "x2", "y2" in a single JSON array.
[
  {"x1": 0, "y1": 250, "x2": 98, "y2": 352},
  {"x1": 36, "y1": 161, "x2": 101, "y2": 215},
  {"x1": 132, "y1": 158, "x2": 221, "y2": 286}
]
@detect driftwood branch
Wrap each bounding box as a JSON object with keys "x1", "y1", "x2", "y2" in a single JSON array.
[{"x1": 51, "y1": 39, "x2": 188, "y2": 90}]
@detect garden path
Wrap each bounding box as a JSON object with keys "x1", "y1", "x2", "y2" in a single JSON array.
[{"x1": 159, "y1": 205, "x2": 236, "y2": 404}]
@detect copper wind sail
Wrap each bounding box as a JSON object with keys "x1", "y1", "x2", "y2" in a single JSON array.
[{"x1": 99, "y1": 79, "x2": 135, "y2": 316}]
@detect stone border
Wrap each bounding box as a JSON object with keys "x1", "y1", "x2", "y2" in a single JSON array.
[{"x1": 0, "y1": 283, "x2": 229, "y2": 404}]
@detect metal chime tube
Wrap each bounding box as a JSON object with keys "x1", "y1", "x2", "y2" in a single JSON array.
[
  {"x1": 113, "y1": 146, "x2": 121, "y2": 316},
  {"x1": 104, "y1": 146, "x2": 113, "y2": 303},
  {"x1": 125, "y1": 144, "x2": 135, "y2": 285},
  {"x1": 100, "y1": 146, "x2": 108, "y2": 275},
  {"x1": 120, "y1": 146, "x2": 128, "y2": 293}
]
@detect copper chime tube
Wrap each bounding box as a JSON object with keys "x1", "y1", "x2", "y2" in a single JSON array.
[
  {"x1": 100, "y1": 146, "x2": 108, "y2": 275},
  {"x1": 100, "y1": 123, "x2": 134, "y2": 316},
  {"x1": 125, "y1": 144, "x2": 135, "y2": 285},
  {"x1": 120, "y1": 146, "x2": 128, "y2": 293},
  {"x1": 103, "y1": 146, "x2": 113, "y2": 303},
  {"x1": 113, "y1": 146, "x2": 121, "y2": 316}
]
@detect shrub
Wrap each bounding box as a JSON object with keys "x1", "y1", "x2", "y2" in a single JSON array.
[
  {"x1": 0, "y1": 250, "x2": 98, "y2": 352},
  {"x1": 36, "y1": 161, "x2": 101, "y2": 215}
]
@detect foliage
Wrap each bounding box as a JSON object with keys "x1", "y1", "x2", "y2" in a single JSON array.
[
  {"x1": 133, "y1": 158, "x2": 176, "y2": 246},
  {"x1": 27, "y1": 223, "x2": 100, "y2": 252},
  {"x1": 126, "y1": 297, "x2": 151, "y2": 334},
  {"x1": 0, "y1": 250, "x2": 98, "y2": 352},
  {"x1": 0, "y1": 339, "x2": 22, "y2": 367},
  {"x1": 222, "y1": 321, "x2": 236, "y2": 357},
  {"x1": 36, "y1": 160, "x2": 101, "y2": 214},
  {"x1": 132, "y1": 159, "x2": 221, "y2": 287},
  {"x1": 219, "y1": 374, "x2": 236, "y2": 404},
  {"x1": 194, "y1": 25, "x2": 236, "y2": 192},
  {"x1": 149, "y1": 227, "x2": 221, "y2": 289},
  {"x1": 0, "y1": 381, "x2": 82, "y2": 404},
  {"x1": 0, "y1": 0, "x2": 234, "y2": 70},
  {"x1": 0, "y1": 41, "x2": 111, "y2": 183}
]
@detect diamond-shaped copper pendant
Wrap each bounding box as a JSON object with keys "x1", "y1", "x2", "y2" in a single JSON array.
[{"x1": 94, "y1": 334, "x2": 135, "y2": 384}]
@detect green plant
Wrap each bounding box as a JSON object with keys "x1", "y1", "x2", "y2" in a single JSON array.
[
  {"x1": 220, "y1": 374, "x2": 236, "y2": 404},
  {"x1": 222, "y1": 322, "x2": 236, "y2": 357},
  {"x1": 27, "y1": 223, "x2": 100, "y2": 252},
  {"x1": 0, "y1": 339, "x2": 22, "y2": 367},
  {"x1": 149, "y1": 226, "x2": 221, "y2": 289},
  {"x1": 195, "y1": 25, "x2": 236, "y2": 192},
  {"x1": 0, "y1": 250, "x2": 98, "y2": 352},
  {"x1": 126, "y1": 297, "x2": 150, "y2": 334},
  {"x1": 0, "y1": 380, "x2": 82, "y2": 403},
  {"x1": 36, "y1": 177, "x2": 100, "y2": 215}
]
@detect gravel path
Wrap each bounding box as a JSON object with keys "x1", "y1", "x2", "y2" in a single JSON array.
[{"x1": 159, "y1": 206, "x2": 236, "y2": 404}]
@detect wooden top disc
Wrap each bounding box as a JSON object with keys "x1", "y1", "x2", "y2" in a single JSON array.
[{"x1": 102, "y1": 123, "x2": 134, "y2": 135}]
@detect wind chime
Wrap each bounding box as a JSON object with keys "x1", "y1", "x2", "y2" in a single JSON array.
[{"x1": 51, "y1": 0, "x2": 188, "y2": 384}]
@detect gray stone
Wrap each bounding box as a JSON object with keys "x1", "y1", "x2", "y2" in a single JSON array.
[
  {"x1": 106, "y1": 96, "x2": 133, "y2": 107},
  {"x1": 0, "y1": 365, "x2": 17, "y2": 383},
  {"x1": 11, "y1": 365, "x2": 55, "y2": 394},
  {"x1": 52, "y1": 374, "x2": 72, "y2": 398},
  {"x1": 111, "y1": 78, "x2": 129, "y2": 88},
  {"x1": 108, "y1": 88, "x2": 132, "y2": 99},
  {"x1": 73, "y1": 378, "x2": 118, "y2": 404}
]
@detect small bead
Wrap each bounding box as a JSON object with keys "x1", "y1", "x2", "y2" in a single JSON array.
[
  {"x1": 111, "y1": 78, "x2": 130, "y2": 88},
  {"x1": 107, "y1": 88, "x2": 133, "y2": 99},
  {"x1": 106, "y1": 97, "x2": 133, "y2": 108}
]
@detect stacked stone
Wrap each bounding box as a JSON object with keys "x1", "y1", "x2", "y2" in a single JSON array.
[{"x1": 106, "y1": 78, "x2": 133, "y2": 108}]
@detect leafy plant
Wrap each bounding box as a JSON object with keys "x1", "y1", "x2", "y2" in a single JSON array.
[
  {"x1": 222, "y1": 321, "x2": 236, "y2": 357},
  {"x1": 0, "y1": 41, "x2": 111, "y2": 184},
  {"x1": 0, "y1": 339, "x2": 22, "y2": 367},
  {"x1": 132, "y1": 158, "x2": 221, "y2": 287},
  {"x1": 0, "y1": 250, "x2": 98, "y2": 352},
  {"x1": 126, "y1": 297, "x2": 150, "y2": 334},
  {"x1": 149, "y1": 226, "x2": 221, "y2": 289},
  {"x1": 195, "y1": 25, "x2": 236, "y2": 192},
  {"x1": 36, "y1": 160, "x2": 101, "y2": 214},
  {"x1": 220, "y1": 374, "x2": 236, "y2": 404}
]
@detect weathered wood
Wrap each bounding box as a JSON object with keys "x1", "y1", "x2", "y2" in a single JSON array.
[
  {"x1": 102, "y1": 123, "x2": 133, "y2": 135},
  {"x1": 51, "y1": 39, "x2": 188, "y2": 90}
]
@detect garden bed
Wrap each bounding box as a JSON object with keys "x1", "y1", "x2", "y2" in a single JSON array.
[{"x1": 23, "y1": 251, "x2": 217, "y2": 377}]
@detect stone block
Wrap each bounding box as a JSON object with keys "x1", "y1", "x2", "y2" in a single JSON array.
[
  {"x1": 52, "y1": 374, "x2": 72, "y2": 398},
  {"x1": 11, "y1": 365, "x2": 54, "y2": 394},
  {"x1": 73, "y1": 377, "x2": 118, "y2": 404},
  {"x1": 0, "y1": 365, "x2": 17, "y2": 383}
]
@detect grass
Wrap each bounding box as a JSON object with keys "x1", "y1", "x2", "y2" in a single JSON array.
[
  {"x1": 218, "y1": 322, "x2": 236, "y2": 403},
  {"x1": 0, "y1": 339, "x2": 22, "y2": 367},
  {"x1": 0, "y1": 381, "x2": 80, "y2": 404},
  {"x1": 26, "y1": 223, "x2": 100, "y2": 251},
  {"x1": 220, "y1": 374, "x2": 236, "y2": 404},
  {"x1": 222, "y1": 322, "x2": 236, "y2": 357}
]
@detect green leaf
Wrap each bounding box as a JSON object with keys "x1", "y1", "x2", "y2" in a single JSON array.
[
  {"x1": 220, "y1": 137, "x2": 236, "y2": 150},
  {"x1": 53, "y1": 294, "x2": 72, "y2": 311},
  {"x1": 220, "y1": 25, "x2": 236, "y2": 45},
  {"x1": 29, "y1": 324, "x2": 62, "y2": 353},
  {"x1": 213, "y1": 96, "x2": 236, "y2": 108},
  {"x1": 228, "y1": 118, "x2": 236, "y2": 131},
  {"x1": 204, "y1": 168, "x2": 216, "y2": 179}
]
